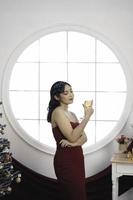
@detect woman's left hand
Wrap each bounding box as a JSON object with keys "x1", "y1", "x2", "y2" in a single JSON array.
[{"x1": 59, "y1": 139, "x2": 73, "y2": 147}]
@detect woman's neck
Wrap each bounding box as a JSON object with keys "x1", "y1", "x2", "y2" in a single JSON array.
[{"x1": 60, "y1": 103, "x2": 68, "y2": 111}]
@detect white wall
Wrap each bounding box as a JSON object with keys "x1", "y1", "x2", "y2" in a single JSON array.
[{"x1": 0, "y1": 0, "x2": 133, "y2": 185}]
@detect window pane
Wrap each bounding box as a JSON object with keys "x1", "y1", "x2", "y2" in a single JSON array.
[
  {"x1": 68, "y1": 63, "x2": 95, "y2": 91},
  {"x1": 96, "y1": 40, "x2": 118, "y2": 62},
  {"x1": 83, "y1": 121, "x2": 96, "y2": 147},
  {"x1": 40, "y1": 32, "x2": 67, "y2": 62},
  {"x1": 17, "y1": 40, "x2": 39, "y2": 62},
  {"x1": 40, "y1": 120, "x2": 56, "y2": 147},
  {"x1": 96, "y1": 121, "x2": 117, "y2": 142},
  {"x1": 70, "y1": 92, "x2": 95, "y2": 120},
  {"x1": 96, "y1": 64, "x2": 127, "y2": 91},
  {"x1": 40, "y1": 92, "x2": 50, "y2": 120},
  {"x1": 9, "y1": 91, "x2": 38, "y2": 119},
  {"x1": 40, "y1": 63, "x2": 67, "y2": 90},
  {"x1": 96, "y1": 92, "x2": 126, "y2": 120},
  {"x1": 9, "y1": 63, "x2": 38, "y2": 90},
  {"x1": 68, "y1": 32, "x2": 95, "y2": 62},
  {"x1": 18, "y1": 120, "x2": 39, "y2": 140}
]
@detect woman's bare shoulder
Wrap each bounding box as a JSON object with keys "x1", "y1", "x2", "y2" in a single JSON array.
[
  {"x1": 52, "y1": 107, "x2": 65, "y2": 118},
  {"x1": 51, "y1": 107, "x2": 62, "y2": 126},
  {"x1": 53, "y1": 106, "x2": 63, "y2": 113}
]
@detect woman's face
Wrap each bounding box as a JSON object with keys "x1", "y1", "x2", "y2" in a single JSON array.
[{"x1": 59, "y1": 84, "x2": 74, "y2": 105}]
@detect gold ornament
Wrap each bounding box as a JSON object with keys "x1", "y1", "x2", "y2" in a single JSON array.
[{"x1": 16, "y1": 177, "x2": 21, "y2": 183}]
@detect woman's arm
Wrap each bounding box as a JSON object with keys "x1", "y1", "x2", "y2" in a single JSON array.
[
  {"x1": 53, "y1": 106, "x2": 94, "y2": 143},
  {"x1": 60, "y1": 132, "x2": 87, "y2": 147}
]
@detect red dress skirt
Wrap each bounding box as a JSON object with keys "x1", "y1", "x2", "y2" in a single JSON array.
[{"x1": 52, "y1": 122, "x2": 87, "y2": 200}]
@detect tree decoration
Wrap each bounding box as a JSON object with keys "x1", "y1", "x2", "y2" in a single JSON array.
[{"x1": 0, "y1": 101, "x2": 21, "y2": 197}]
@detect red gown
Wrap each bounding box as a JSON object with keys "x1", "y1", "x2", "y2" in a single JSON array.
[{"x1": 52, "y1": 122, "x2": 87, "y2": 200}]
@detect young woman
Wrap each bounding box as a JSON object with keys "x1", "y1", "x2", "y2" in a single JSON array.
[{"x1": 47, "y1": 81, "x2": 94, "y2": 200}]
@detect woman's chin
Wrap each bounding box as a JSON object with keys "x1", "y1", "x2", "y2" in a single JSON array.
[{"x1": 68, "y1": 100, "x2": 73, "y2": 104}]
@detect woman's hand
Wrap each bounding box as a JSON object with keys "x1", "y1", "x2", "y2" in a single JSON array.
[
  {"x1": 60, "y1": 132, "x2": 87, "y2": 148},
  {"x1": 60, "y1": 139, "x2": 75, "y2": 147},
  {"x1": 83, "y1": 100, "x2": 94, "y2": 120}
]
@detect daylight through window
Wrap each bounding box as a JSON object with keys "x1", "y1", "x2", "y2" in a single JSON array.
[{"x1": 9, "y1": 31, "x2": 127, "y2": 148}]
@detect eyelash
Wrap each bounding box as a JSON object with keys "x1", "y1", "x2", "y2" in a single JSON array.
[{"x1": 63, "y1": 91, "x2": 73, "y2": 95}]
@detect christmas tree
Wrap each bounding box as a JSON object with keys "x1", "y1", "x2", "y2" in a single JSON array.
[{"x1": 0, "y1": 101, "x2": 21, "y2": 197}]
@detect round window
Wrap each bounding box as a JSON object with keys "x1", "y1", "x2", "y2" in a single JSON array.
[{"x1": 8, "y1": 31, "x2": 127, "y2": 150}]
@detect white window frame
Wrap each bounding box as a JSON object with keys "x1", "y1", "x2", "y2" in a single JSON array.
[{"x1": 2, "y1": 25, "x2": 133, "y2": 155}]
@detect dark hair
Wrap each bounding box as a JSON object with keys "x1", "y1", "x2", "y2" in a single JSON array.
[{"x1": 47, "y1": 81, "x2": 71, "y2": 122}]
